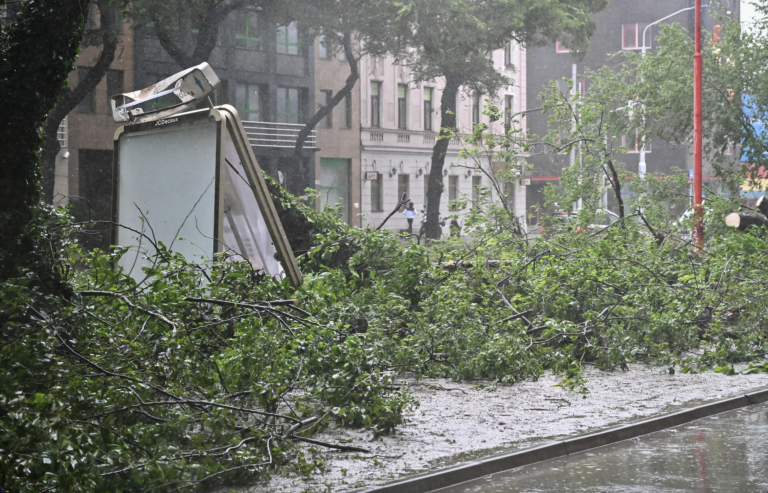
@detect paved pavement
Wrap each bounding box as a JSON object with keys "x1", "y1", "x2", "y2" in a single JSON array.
[{"x1": 438, "y1": 402, "x2": 768, "y2": 492}]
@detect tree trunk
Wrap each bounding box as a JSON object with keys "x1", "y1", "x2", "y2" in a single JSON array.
[
  {"x1": 41, "y1": 0, "x2": 120, "y2": 203},
  {"x1": 295, "y1": 32, "x2": 359, "y2": 157},
  {"x1": 285, "y1": 31, "x2": 359, "y2": 201},
  {"x1": 756, "y1": 196, "x2": 768, "y2": 219},
  {"x1": 425, "y1": 76, "x2": 461, "y2": 239},
  {"x1": 0, "y1": 0, "x2": 89, "y2": 284},
  {"x1": 602, "y1": 154, "x2": 624, "y2": 222},
  {"x1": 725, "y1": 213, "x2": 768, "y2": 231},
  {"x1": 155, "y1": 2, "x2": 243, "y2": 69}
]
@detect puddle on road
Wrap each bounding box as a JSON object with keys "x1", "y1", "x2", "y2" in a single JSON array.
[{"x1": 438, "y1": 402, "x2": 768, "y2": 492}]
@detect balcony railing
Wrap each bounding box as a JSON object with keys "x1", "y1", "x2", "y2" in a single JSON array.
[{"x1": 242, "y1": 121, "x2": 317, "y2": 149}]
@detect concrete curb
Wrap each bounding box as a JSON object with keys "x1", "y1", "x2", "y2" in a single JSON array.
[{"x1": 351, "y1": 387, "x2": 768, "y2": 493}]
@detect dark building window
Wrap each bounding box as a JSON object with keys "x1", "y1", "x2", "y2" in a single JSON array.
[
  {"x1": 623, "y1": 23, "x2": 639, "y2": 49},
  {"x1": 235, "y1": 11, "x2": 262, "y2": 50},
  {"x1": 504, "y1": 95, "x2": 514, "y2": 128},
  {"x1": 397, "y1": 84, "x2": 408, "y2": 129},
  {"x1": 371, "y1": 173, "x2": 383, "y2": 211},
  {"x1": 371, "y1": 81, "x2": 381, "y2": 128},
  {"x1": 424, "y1": 87, "x2": 433, "y2": 131},
  {"x1": 236, "y1": 83, "x2": 267, "y2": 121},
  {"x1": 472, "y1": 91, "x2": 481, "y2": 126},
  {"x1": 78, "y1": 67, "x2": 95, "y2": 114},
  {"x1": 448, "y1": 175, "x2": 459, "y2": 210},
  {"x1": 276, "y1": 22, "x2": 299, "y2": 55},
  {"x1": 504, "y1": 42, "x2": 514, "y2": 68},
  {"x1": 276, "y1": 86, "x2": 307, "y2": 123},
  {"x1": 318, "y1": 35, "x2": 330, "y2": 59},
  {"x1": 622, "y1": 130, "x2": 639, "y2": 153},
  {"x1": 472, "y1": 175, "x2": 482, "y2": 205},
  {"x1": 76, "y1": 149, "x2": 114, "y2": 250},
  {"x1": 106, "y1": 69, "x2": 123, "y2": 115},
  {"x1": 320, "y1": 90, "x2": 333, "y2": 127},
  {"x1": 344, "y1": 93, "x2": 352, "y2": 128},
  {"x1": 398, "y1": 174, "x2": 410, "y2": 208}
]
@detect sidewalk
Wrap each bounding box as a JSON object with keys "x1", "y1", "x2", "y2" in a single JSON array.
[{"x1": 244, "y1": 364, "x2": 768, "y2": 493}]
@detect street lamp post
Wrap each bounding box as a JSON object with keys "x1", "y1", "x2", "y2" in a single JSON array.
[
  {"x1": 638, "y1": 5, "x2": 706, "y2": 247},
  {"x1": 639, "y1": 6, "x2": 707, "y2": 180}
]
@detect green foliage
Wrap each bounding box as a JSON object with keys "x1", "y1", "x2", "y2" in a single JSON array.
[{"x1": 0, "y1": 208, "x2": 412, "y2": 492}]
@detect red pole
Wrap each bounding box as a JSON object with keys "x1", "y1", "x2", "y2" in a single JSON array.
[{"x1": 694, "y1": 0, "x2": 704, "y2": 249}]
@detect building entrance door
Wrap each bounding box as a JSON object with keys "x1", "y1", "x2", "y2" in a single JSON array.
[{"x1": 320, "y1": 158, "x2": 350, "y2": 223}]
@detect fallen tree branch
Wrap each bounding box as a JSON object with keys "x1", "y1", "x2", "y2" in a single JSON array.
[
  {"x1": 500, "y1": 310, "x2": 533, "y2": 323},
  {"x1": 725, "y1": 212, "x2": 768, "y2": 231},
  {"x1": 288, "y1": 435, "x2": 372, "y2": 454},
  {"x1": 78, "y1": 290, "x2": 177, "y2": 334},
  {"x1": 375, "y1": 192, "x2": 409, "y2": 232}
]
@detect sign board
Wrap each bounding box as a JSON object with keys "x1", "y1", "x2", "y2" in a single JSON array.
[
  {"x1": 520, "y1": 178, "x2": 532, "y2": 186},
  {"x1": 366, "y1": 172, "x2": 379, "y2": 180},
  {"x1": 112, "y1": 105, "x2": 303, "y2": 286}
]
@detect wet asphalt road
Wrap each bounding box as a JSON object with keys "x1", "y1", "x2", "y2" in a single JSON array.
[{"x1": 438, "y1": 402, "x2": 768, "y2": 492}]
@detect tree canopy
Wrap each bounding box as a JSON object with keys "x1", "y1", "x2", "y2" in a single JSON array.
[{"x1": 368, "y1": 0, "x2": 609, "y2": 238}]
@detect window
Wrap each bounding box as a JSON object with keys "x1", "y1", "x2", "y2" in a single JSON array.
[
  {"x1": 320, "y1": 158, "x2": 350, "y2": 223},
  {"x1": 424, "y1": 87, "x2": 433, "y2": 131},
  {"x1": 236, "y1": 83, "x2": 267, "y2": 121},
  {"x1": 371, "y1": 173, "x2": 383, "y2": 211},
  {"x1": 504, "y1": 42, "x2": 514, "y2": 68},
  {"x1": 622, "y1": 23, "x2": 639, "y2": 49},
  {"x1": 398, "y1": 174, "x2": 410, "y2": 207},
  {"x1": 504, "y1": 95, "x2": 514, "y2": 128},
  {"x1": 472, "y1": 175, "x2": 482, "y2": 205},
  {"x1": 105, "y1": 69, "x2": 123, "y2": 115},
  {"x1": 622, "y1": 130, "x2": 639, "y2": 153},
  {"x1": 398, "y1": 84, "x2": 408, "y2": 129},
  {"x1": 276, "y1": 86, "x2": 307, "y2": 123},
  {"x1": 472, "y1": 91, "x2": 481, "y2": 126},
  {"x1": 371, "y1": 81, "x2": 381, "y2": 127},
  {"x1": 448, "y1": 175, "x2": 459, "y2": 210},
  {"x1": 556, "y1": 40, "x2": 569, "y2": 53},
  {"x1": 320, "y1": 90, "x2": 333, "y2": 127},
  {"x1": 235, "y1": 11, "x2": 262, "y2": 50},
  {"x1": 318, "y1": 35, "x2": 330, "y2": 59},
  {"x1": 77, "y1": 149, "x2": 114, "y2": 251},
  {"x1": 622, "y1": 131, "x2": 652, "y2": 153},
  {"x1": 276, "y1": 22, "x2": 299, "y2": 55},
  {"x1": 344, "y1": 93, "x2": 352, "y2": 128},
  {"x1": 78, "y1": 67, "x2": 95, "y2": 114},
  {"x1": 338, "y1": 45, "x2": 346, "y2": 62}
]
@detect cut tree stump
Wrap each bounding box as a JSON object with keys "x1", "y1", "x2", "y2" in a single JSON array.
[
  {"x1": 756, "y1": 196, "x2": 768, "y2": 218},
  {"x1": 725, "y1": 213, "x2": 768, "y2": 231}
]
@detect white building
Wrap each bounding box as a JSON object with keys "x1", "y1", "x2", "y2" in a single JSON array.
[{"x1": 358, "y1": 42, "x2": 528, "y2": 233}]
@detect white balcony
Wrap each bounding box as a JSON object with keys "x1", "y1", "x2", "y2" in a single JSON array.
[{"x1": 242, "y1": 121, "x2": 317, "y2": 149}]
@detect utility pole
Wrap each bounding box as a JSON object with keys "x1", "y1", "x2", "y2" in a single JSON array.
[{"x1": 693, "y1": 0, "x2": 704, "y2": 249}]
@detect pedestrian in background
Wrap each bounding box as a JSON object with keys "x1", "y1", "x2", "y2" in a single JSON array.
[{"x1": 403, "y1": 202, "x2": 416, "y2": 234}]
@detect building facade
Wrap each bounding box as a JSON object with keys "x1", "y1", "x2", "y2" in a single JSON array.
[
  {"x1": 313, "y1": 36, "x2": 362, "y2": 226},
  {"x1": 358, "y1": 43, "x2": 528, "y2": 234},
  {"x1": 525, "y1": 0, "x2": 741, "y2": 225}
]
